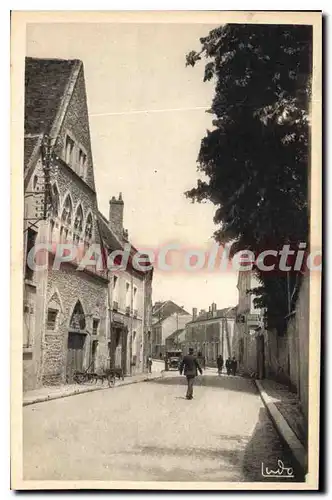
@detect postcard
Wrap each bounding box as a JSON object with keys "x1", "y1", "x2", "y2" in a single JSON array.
[{"x1": 11, "y1": 10, "x2": 321, "y2": 490}]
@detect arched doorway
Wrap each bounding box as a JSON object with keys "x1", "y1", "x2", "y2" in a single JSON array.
[{"x1": 66, "y1": 300, "x2": 87, "y2": 382}]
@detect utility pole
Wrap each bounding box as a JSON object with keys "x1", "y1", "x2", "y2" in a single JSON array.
[{"x1": 24, "y1": 133, "x2": 55, "y2": 233}]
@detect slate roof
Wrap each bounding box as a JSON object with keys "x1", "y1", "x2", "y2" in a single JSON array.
[
  {"x1": 24, "y1": 135, "x2": 42, "y2": 171},
  {"x1": 24, "y1": 57, "x2": 79, "y2": 135},
  {"x1": 97, "y1": 211, "x2": 123, "y2": 252}
]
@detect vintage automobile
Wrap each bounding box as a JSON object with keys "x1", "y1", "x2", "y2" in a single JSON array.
[{"x1": 164, "y1": 350, "x2": 182, "y2": 371}]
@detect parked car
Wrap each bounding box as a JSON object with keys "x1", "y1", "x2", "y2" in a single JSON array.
[{"x1": 165, "y1": 350, "x2": 182, "y2": 371}]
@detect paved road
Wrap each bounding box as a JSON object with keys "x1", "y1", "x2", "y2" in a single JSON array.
[{"x1": 23, "y1": 372, "x2": 304, "y2": 482}]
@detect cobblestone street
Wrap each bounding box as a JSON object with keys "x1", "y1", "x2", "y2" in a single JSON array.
[{"x1": 23, "y1": 372, "x2": 304, "y2": 482}]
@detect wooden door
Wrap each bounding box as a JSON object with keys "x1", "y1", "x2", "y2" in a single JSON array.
[{"x1": 66, "y1": 332, "x2": 85, "y2": 382}]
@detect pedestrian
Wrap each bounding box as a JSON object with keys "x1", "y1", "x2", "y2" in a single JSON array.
[
  {"x1": 231, "y1": 356, "x2": 238, "y2": 376},
  {"x1": 147, "y1": 356, "x2": 152, "y2": 373},
  {"x1": 179, "y1": 347, "x2": 202, "y2": 400},
  {"x1": 225, "y1": 356, "x2": 232, "y2": 375},
  {"x1": 197, "y1": 351, "x2": 205, "y2": 371},
  {"x1": 217, "y1": 354, "x2": 224, "y2": 375}
]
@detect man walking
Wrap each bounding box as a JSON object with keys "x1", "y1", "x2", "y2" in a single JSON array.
[
  {"x1": 226, "y1": 356, "x2": 232, "y2": 375},
  {"x1": 217, "y1": 355, "x2": 224, "y2": 375},
  {"x1": 147, "y1": 356, "x2": 153, "y2": 374},
  {"x1": 179, "y1": 347, "x2": 202, "y2": 400},
  {"x1": 231, "y1": 356, "x2": 238, "y2": 376}
]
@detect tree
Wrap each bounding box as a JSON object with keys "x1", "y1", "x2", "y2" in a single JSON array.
[{"x1": 185, "y1": 24, "x2": 312, "y2": 331}]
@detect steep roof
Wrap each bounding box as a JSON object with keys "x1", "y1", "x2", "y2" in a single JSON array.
[
  {"x1": 24, "y1": 57, "x2": 79, "y2": 135},
  {"x1": 24, "y1": 135, "x2": 42, "y2": 173},
  {"x1": 152, "y1": 300, "x2": 190, "y2": 319},
  {"x1": 97, "y1": 211, "x2": 153, "y2": 276},
  {"x1": 165, "y1": 328, "x2": 185, "y2": 341},
  {"x1": 97, "y1": 211, "x2": 123, "y2": 252}
]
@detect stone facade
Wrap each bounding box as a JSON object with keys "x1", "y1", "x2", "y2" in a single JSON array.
[
  {"x1": 23, "y1": 57, "x2": 153, "y2": 390},
  {"x1": 52, "y1": 62, "x2": 96, "y2": 191}
]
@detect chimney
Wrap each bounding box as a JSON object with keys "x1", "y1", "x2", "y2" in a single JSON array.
[
  {"x1": 192, "y1": 307, "x2": 197, "y2": 320},
  {"x1": 212, "y1": 302, "x2": 217, "y2": 317},
  {"x1": 109, "y1": 193, "x2": 124, "y2": 238}
]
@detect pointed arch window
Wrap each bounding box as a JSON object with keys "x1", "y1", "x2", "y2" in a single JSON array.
[
  {"x1": 74, "y1": 204, "x2": 84, "y2": 245},
  {"x1": 69, "y1": 300, "x2": 86, "y2": 331},
  {"x1": 79, "y1": 150, "x2": 87, "y2": 179},
  {"x1": 84, "y1": 213, "x2": 93, "y2": 243},
  {"x1": 74, "y1": 205, "x2": 84, "y2": 232},
  {"x1": 61, "y1": 195, "x2": 73, "y2": 225}
]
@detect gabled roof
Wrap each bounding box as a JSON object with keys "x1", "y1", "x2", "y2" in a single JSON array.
[
  {"x1": 165, "y1": 328, "x2": 185, "y2": 341},
  {"x1": 152, "y1": 300, "x2": 189, "y2": 318},
  {"x1": 25, "y1": 57, "x2": 79, "y2": 135}
]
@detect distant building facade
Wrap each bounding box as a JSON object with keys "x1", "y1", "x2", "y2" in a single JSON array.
[
  {"x1": 183, "y1": 304, "x2": 236, "y2": 364},
  {"x1": 151, "y1": 301, "x2": 191, "y2": 357}
]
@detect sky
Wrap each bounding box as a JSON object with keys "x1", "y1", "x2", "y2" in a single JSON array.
[{"x1": 26, "y1": 22, "x2": 239, "y2": 312}]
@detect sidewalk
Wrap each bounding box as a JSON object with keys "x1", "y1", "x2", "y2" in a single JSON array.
[
  {"x1": 255, "y1": 378, "x2": 307, "y2": 472},
  {"x1": 23, "y1": 371, "x2": 163, "y2": 407}
]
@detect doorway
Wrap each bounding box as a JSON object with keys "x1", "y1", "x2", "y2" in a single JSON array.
[{"x1": 66, "y1": 332, "x2": 86, "y2": 382}]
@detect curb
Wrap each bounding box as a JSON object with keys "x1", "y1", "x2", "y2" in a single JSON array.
[
  {"x1": 255, "y1": 380, "x2": 307, "y2": 472},
  {"x1": 23, "y1": 373, "x2": 163, "y2": 407}
]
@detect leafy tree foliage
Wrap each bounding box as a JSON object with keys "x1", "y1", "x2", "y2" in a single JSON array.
[{"x1": 185, "y1": 24, "x2": 312, "y2": 331}]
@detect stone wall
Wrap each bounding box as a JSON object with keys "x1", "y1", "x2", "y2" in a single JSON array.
[
  {"x1": 42, "y1": 262, "x2": 108, "y2": 385},
  {"x1": 54, "y1": 65, "x2": 96, "y2": 191},
  {"x1": 264, "y1": 273, "x2": 309, "y2": 421}
]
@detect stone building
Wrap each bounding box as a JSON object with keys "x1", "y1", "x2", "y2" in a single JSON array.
[
  {"x1": 23, "y1": 57, "x2": 153, "y2": 390},
  {"x1": 151, "y1": 301, "x2": 191, "y2": 357},
  {"x1": 183, "y1": 304, "x2": 236, "y2": 364}
]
